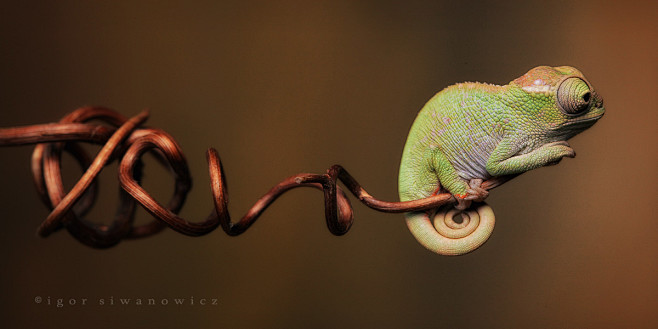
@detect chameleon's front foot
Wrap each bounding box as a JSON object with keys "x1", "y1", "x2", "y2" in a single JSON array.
[
  {"x1": 545, "y1": 141, "x2": 576, "y2": 166},
  {"x1": 405, "y1": 203, "x2": 495, "y2": 256}
]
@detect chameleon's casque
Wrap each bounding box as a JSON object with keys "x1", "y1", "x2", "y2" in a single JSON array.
[{"x1": 398, "y1": 66, "x2": 604, "y2": 255}]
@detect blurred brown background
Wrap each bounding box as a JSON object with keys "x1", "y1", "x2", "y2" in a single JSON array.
[{"x1": 0, "y1": 1, "x2": 656, "y2": 328}]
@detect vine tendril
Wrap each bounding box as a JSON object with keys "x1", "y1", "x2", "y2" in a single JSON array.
[{"x1": 0, "y1": 107, "x2": 501, "y2": 249}]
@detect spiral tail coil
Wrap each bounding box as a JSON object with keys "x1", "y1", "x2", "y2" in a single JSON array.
[
  {"x1": 405, "y1": 204, "x2": 495, "y2": 255},
  {"x1": 0, "y1": 107, "x2": 498, "y2": 253}
]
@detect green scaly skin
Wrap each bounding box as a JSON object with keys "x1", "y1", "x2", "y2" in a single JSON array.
[{"x1": 398, "y1": 66, "x2": 605, "y2": 255}]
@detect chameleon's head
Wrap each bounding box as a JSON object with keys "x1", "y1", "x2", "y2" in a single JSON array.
[{"x1": 511, "y1": 66, "x2": 605, "y2": 140}]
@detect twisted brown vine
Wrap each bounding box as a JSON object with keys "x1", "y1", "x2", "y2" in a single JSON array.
[{"x1": 0, "y1": 107, "x2": 504, "y2": 249}]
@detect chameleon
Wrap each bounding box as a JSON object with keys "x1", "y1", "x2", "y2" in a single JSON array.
[{"x1": 398, "y1": 66, "x2": 605, "y2": 255}]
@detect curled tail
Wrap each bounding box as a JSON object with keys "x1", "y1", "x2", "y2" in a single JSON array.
[{"x1": 404, "y1": 203, "x2": 495, "y2": 255}]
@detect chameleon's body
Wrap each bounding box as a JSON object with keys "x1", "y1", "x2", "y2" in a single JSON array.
[{"x1": 398, "y1": 66, "x2": 604, "y2": 255}]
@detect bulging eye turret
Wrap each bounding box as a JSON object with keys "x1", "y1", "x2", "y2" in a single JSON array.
[{"x1": 557, "y1": 77, "x2": 592, "y2": 115}]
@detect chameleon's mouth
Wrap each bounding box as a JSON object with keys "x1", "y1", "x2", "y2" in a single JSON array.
[{"x1": 564, "y1": 106, "x2": 605, "y2": 128}]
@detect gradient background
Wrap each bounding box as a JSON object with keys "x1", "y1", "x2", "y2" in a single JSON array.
[{"x1": 0, "y1": 1, "x2": 656, "y2": 328}]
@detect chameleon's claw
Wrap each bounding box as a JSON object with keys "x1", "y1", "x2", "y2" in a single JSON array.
[{"x1": 464, "y1": 178, "x2": 489, "y2": 202}]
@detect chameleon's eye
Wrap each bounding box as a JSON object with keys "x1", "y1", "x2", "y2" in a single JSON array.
[{"x1": 557, "y1": 77, "x2": 591, "y2": 115}]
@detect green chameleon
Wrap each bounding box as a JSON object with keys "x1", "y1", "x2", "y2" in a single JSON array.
[{"x1": 398, "y1": 66, "x2": 605, "y2": 255}]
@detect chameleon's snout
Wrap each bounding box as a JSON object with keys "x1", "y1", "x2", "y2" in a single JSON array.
[
  {"x1": 588, "y1": 89, "x2": 604, "y2": 111},
  {"x1": 588, "y1": 90, "x2": 605, "y2": 121}
]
